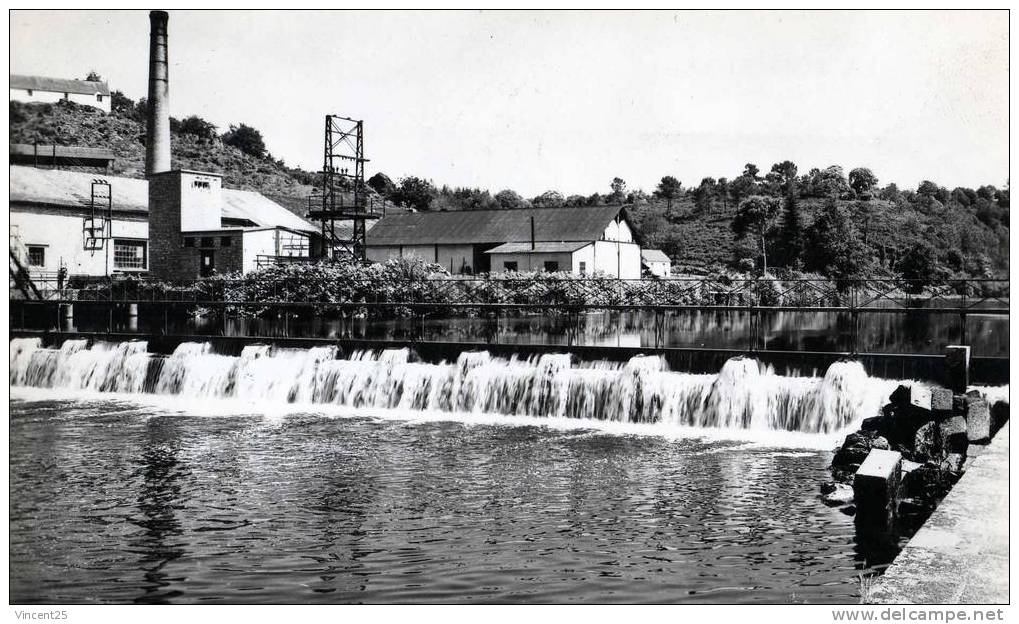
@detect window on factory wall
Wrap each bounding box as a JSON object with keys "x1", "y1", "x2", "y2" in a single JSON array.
[
  {"x1": 544, "y1": 261, "x2": 559, "y2": 272},
  {"x1": 97, "y1": 94, "x2": 103, "y2": 103},
  {"x1": 579, "y1": 261, "x2": 587, "y2": 275},
  {"x1": 279, "y1": 232, "x2": 309, "y2": 257},
  {"x1": 26, "y1": 89, "x2": 33, "y2": 96},
  {"x1": 220, "y1": 236, "x2": 232, "y2": 247},
  {"x1": 193, "y1": 181, "x2": 211, "y2": 189},
  {"x1": 200, "y1": 237, "x2": 214, "y2": 247},
  {"x1": 27, "y1": 246, "x2": 45, "y2": 267},
  {"x1": 503, "y1": 261, "x2": 518, "y2": 272},
  {"x1": 113, "y1": 240, "x2": 147, "y2": 270}
]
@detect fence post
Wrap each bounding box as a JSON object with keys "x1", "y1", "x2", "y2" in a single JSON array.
[{"x1": 748, "y1": 277, "x2": 758, "y2": 353}]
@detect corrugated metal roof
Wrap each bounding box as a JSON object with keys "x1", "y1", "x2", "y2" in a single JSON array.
[
  {"x1": 10, "y1": 144, "x2": 115, "y2": 160},
  {"x1": 9, "y1": 165, "x2": 316, "y2": 233},
  {"x1": 486, "y1": 241, "x2": 591, "y2": 254},
  {"x1": 11, "y1": 74, "x2": 111, "y2": 96},
  {"x1": 219, "y1": 188, "x2": 317, "y2": 233},
  {"x1": 366, "y1": 205, "x2": 627, "y2": 246},
  {"x1": 641, "y1": 249, "x2": 670, "y2": 263}
]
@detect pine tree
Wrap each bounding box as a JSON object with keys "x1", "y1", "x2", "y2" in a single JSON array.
[{"x1": 779, "y1": 190, "x2": 802, "y2": 268}]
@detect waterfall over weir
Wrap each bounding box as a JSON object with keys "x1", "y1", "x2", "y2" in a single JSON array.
[{"x1": 9, "y1": 338, "x2": 901, "y2": 433}]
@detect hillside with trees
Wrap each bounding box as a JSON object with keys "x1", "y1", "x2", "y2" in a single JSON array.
[
  {"x1": 368, "y1": 163, "x2": 1009, "y2": 283},
  {"x1": 10, "y1": 87, "x2": 1008, "y2": 283}
]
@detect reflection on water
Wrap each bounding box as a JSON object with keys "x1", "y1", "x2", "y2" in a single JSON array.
[
  {"x1": 217, "y1": 310, "x2": 1006, "y2": 356},
  {"x1": 50, "y1": 307, "x2": 1008, "y2": 356},
  {"x1": 10, "y1": 399, "x2": 886, "y2": 604},
  {"x1": 132, "y1": 419, "x2": 187, "y2": 604}
]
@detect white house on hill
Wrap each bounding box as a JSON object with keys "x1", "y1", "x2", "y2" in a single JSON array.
[{"x1": 10, "y1": 74, "x2": 112, "y2": 113}]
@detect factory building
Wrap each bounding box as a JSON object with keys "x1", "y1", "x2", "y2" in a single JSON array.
[
  {"x1": 10, "y1": 74, "x2": 112, "y2": 113},
  {"x1": 9, "y1": 11, "x2": 319, "y2": 283},
  {"x1": 366, "y1": 204, "x2": 643, "y2": 278},
  {"x1": 9, "y1": 165, "x2": 318, "y2": 278}
]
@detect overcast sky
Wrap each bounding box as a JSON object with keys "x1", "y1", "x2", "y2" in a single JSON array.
[{"x1": 10, "y1": 10, "x2": 1009, "y2": 197}]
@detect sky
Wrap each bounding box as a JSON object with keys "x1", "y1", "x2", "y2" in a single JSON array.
[{"x1": 9, "y1": 10, "x2": 1010, "y2": 197}]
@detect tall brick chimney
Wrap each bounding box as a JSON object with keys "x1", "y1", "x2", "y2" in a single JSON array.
[{"x1": 146, "y1": 10, "x2": 170, "y2": 176}]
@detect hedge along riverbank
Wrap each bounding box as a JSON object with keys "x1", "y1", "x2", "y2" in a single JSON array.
[{"x1": 71, "y1": 258, "x2": 1003, "y2": 321}]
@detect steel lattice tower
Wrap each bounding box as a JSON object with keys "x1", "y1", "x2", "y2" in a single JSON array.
[{"x1": 307, "y1": 115, "x2": 380, "y2": 261}]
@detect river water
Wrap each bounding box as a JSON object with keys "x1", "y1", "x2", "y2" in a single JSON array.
[
  {"x1": 9, "y1": 338, "x2": 922, "y2": 603},
  {"x1": 46, "y1": 307, "x2": 1010, "y2": 356}
]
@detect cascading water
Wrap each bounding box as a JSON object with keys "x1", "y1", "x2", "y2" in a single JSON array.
[{"x1": 10, "y1": 338, "x2": 902, "y2": 434}]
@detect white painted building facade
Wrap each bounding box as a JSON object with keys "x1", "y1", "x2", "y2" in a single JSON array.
[
  {"x1": 641, "y1": 249, "x2": 672, "y2": 278},
  {"x1": 9, "y1": 165, "x2": 318, "y2": 280},
  {"x1": 10, "y1": 75, "x2": 111, "y2": 113},
  {"x1": 366, "y1": 204, "x2": 643, "y2": 278}
]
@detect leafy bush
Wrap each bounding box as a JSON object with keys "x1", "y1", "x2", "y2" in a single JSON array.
[
  {"x1": 222, "y1": 123, "x2": 266, "y2": 158},
  {"x1": 179, "y1": 115, "x2": 218, "y2": 141}
]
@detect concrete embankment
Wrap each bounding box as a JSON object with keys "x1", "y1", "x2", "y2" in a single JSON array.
[{"x1": 866, "y1": 422, "x2": 1009, "y2": 604}]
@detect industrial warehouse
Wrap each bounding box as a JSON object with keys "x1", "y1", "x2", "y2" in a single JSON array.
[{"x1": 366, "y1": 204, "x2": 642, "y2": 277}]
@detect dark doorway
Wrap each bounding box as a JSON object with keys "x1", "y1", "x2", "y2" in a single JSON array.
[{"x1": 199, "y1": 250, "x2": 215, "y2": 277}]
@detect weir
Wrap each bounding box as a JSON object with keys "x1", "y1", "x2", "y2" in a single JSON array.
[
  {"x1": 9, "y1": 328, "x2": 1009, "y2": 386},
  {"x1": 10, "y1": 337, "x2": 906, "y2": 434}
]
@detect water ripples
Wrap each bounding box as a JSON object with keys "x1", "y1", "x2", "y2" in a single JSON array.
[{"x1": 10, "y1": 400, "x2": 879, "y2": 603}]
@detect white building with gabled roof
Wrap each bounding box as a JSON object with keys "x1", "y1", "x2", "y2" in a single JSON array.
[
  {"x1": 641, "y1": 249, "x2": 672, "y2": 278},
  {"x1": 9, "y1": 165, "x2": 319, "y2": 279},
  {"x1": 10, "y1": 74, "x2": 112, "y2": 113}
]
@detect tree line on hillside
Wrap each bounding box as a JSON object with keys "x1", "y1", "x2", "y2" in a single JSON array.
[
  {"x1": 367, "y1": 162, "x2": 1007, "y2": 223},
  {"x1": 53, "y1": 75, "x2": 1010, "y2": 284},
  {"x1": 367, "y1": 160, "x2": 1008, "y2": 286}
]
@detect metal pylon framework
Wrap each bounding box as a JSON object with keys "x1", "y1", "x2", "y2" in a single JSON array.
[
  {"x1": 83, "y1": 179, "x2": 112, "y2": 253},
  {"x1": 306, "y1": 115, "x2": 380, "y2": 261}
]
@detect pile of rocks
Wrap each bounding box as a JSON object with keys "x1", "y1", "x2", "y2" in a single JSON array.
[{"x1": 822, "y1": 384, "x2": 1007, "y2": 528}]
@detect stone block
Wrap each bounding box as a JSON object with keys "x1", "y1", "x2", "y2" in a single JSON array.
[
  {"x1": 832, "y1": 432, "x2": 874, "y2": 471},
  {"x1": 944, "y1": 345, "x2": 970, "y2": 393},
  {"x1": 854, "y1": 449, "x2": 902, "y2": 523},
  {"x1": 965, "y1": 397, "x2": 991, "y2": 443},
  {"x1": 889, "y1": 384, "x2": 912, "y2": 406},
  {"x1": 913, "y1": 421, "x2": 942, "y2": 461},
  {"x1": 940, "y1": 452, "x2": 965, "y2": 474},
  {"x1": 889, "y1": 384, "x2": 932, "y2": 414},
  {"x1": 901, "y1": 459, "x2": 922, "y2": 474},
  {"x1": 882, "y1": 402, "x2": 930, "y2": 447},
  {"x1": 990, "y1": 401, "x2": 1009, "y2": 435},
  {"x1": 860, "y1": 415, "x2": 884, "y2": 432},
  {"x1": 931, "y1": 387, "x2": 954, "y2": 414},
  {"x1": 822, "y1": 483, "x2": 854, "y2": 506},
  {"x1": 939, "y1": 416, "x2": 968, "y2": 454}
]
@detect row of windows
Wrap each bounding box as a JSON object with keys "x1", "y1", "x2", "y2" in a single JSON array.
[
  {"x1": 25, "y1": 240, "x2": 147, "y2": 270},
  {"x1": 184, "y1": 236, "x2": 232, "y2": 248},
  {"x1": 502, "y1": 260, "x2": 562, "y2": 272},
  {"x1": 22, "y1": 90, "x2": 103, "y2": 103}
]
